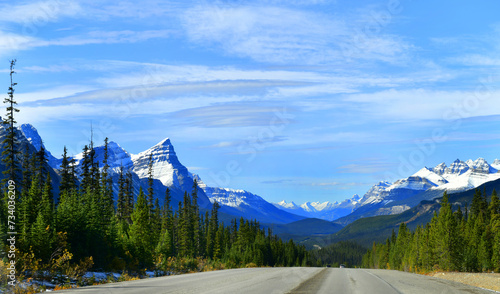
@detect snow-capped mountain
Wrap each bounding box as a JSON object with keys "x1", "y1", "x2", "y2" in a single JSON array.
[
  {"x1": 131, "y1": 138, "x2": 195, "y2": 195},
  {"x1": 273, "y1": 194, "x2": 361, "y2": 221},
  {"x1": 72, "y1": 140, "x2": 132, "y2": 170},
  {"x1": 333, "y1": 158, "x2": 500, "y2": 225},
  {"x1": 201, "y1": 185, "x2": 304, "y2": 224},
  {"x1": 17, "y1": 123, "x2": 299, "y2": 223}
]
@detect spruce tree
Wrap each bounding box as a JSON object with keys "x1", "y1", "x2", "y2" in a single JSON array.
[
  {"x1": 58, "y1": 146, "x2": 72, "y2": 203},
  {"x1": 124, "y1": 170, "x2": 134, "y2": 224},
  {"x1": 147, "y1": 153, "x2": 154, "y2": 216},
  {"x1": 117, "y1": 166, "x2": 126, "y2": 220},
  {"x1": 191, "y1": 180, "x2": 200, "y2": 256},
  {"x1": 1, "y1": 59, "x2": 19, "y2": 186},
  {"x1": 129, "y1": 187, "x2": 153, "y2": 266}
]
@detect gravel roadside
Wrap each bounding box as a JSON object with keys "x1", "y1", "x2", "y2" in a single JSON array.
[{"x1": 429, "y1": 272, "x2": 500, "y2": 292}]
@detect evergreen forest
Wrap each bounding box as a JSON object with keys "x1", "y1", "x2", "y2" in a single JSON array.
[{"x1": 363, "y1": 190, "x2": 500, "y2": 273}]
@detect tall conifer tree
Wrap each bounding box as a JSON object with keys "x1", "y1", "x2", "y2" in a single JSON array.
[{"x1": 2, "y1": 59, "x2": 19, "y2": 186}]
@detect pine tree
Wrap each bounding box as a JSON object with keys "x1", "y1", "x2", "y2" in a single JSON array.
[
  {"x1": 147, "y1": 153, "x2": 154, "y2": 217},
  {"x1": 31, "y1": 172, "x2": 55, "y2": 261},
  {"x1": 101, "y1": 137, "x2": 114, "y2": 218},
  {"x1": 435, "y1": 192, "x2": 459, "y2": 270},
  {"x1": 117, "y1": 166, "x2": 126, "y2": 220},
  {"x1": 191, "y1": 180, "x2": 201, "y2": 256},
  {"x1": 490, "y1": 190, "x2": 500, "y2": 272},
  {"x1": 124, "y1": 170, "x2": 134, "y2": 224},
  {"x1": 80, "y1": 145, "x2": 91, "y2": 192},
  {"x1": 58, "y1": 146, "x2": 72, "y2": 203},
  {"x1": 129, "y1": 187, "x2": 153, "y2": 266},
  {"x1": 206, "y1": 201, "x2": 220, "y2": 258},
  {"x1": 155, "y1": 227, "x2": 172, "y2": 266},
  {"x1": 1, "y1": 59, "x2": 20, "y2": 186}
]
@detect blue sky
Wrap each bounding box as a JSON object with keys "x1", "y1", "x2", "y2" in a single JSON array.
[{"x1": 2, "y1": 0, "x2": 500, "y2": 204}]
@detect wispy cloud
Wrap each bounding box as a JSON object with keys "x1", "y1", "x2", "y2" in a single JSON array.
[
  {"x1": 38, "y1": 30, "x2": 173, "y2": 46},
  {"x1": 182, "y1": 4, "x2": 412, "y2": 65},
  {"x1": 172, "y1": 103, "x2": 295, "y2": 128},
  {"x1": 0, "y1": 0, "x2": 81, "y2": 24},
  {"x1": 0, "y1": 29, "x2": 172, "y2": 58},
  {"x1": 261, "y1": 179, "x2": 295, "y2": 185},
  {"x1": 337, "y1": 162, "x2": 394, "y2": 174}
]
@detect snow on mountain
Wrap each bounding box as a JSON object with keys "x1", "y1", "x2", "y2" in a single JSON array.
[
  {"x1": 412, "y1": 167, "x2": 448, "y2": 186},
  {"x1": 194, "y1": 176, "x2": 304, "y2": 224},
  {"x1": 300, "y1": 202, "x2": 318, "y2": 213},
  {"x1": 492, "y1": 159, "x2": 500, "y2": 170},
  {"x1": 334, "y1": 157, "x2": 500, "y2": 225},
  {"x1": 467, "y1": 158, "x2": 497, "y2": 174},
  {"x1": 446, "y1": 159, "x2": 470, "y2": 175},
  {"x1": 357, "y1": 158, "x2": 500, "y2": 209},
  {"x1": 204, "y1": 187, "x2": 265, "y2": 209},
  {"x1": 72, "y1": 141, "x2": 132, "y2": 170},
  {"x1": 276, "y1": 200, "x2": 299, "y2": 209},
  {"x1": 273, "y1": 194, "x2": 361, "y2": 221},
  {"x1": 423, "y1": 158, "x2": 499, "y2": 193},
  {"x1": 131, "y1": 138, "x2": 192, "y2": 191},
  {"x1": 356, "y1": 181, "x2": 391, "y2": 207},
  {"x1": 18, "y1": 123, "x2": 60, "y2": 168}
]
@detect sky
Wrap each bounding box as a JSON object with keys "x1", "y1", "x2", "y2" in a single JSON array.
[{"x1": 1, "y1": 0, "x2": 500, "y2": 204}]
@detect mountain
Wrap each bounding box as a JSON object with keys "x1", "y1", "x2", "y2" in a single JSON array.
[
  {"x1": 333, "y1": 158, "x2": 500, "y2": 226},
  {"x1": 274, "y1": 158, "x2": 500, "y2": 226},
  {"x1": 273, "y1": 194, "x2": 361, "y2": 221},
  {"x1": 18, "y1": 123, "x2": 302, "y2": 224},
  {"x1": 19, "y1": 123, "x2": 60, "y2": 168},
  {"x1": 307, "y1": 177, "x2": 500, "y2": 248},
  {"x1": 0, "y1": 123, "x2": 61, "y2": 194},
  {"x1": 129, "y1": 138, "x2": 212, "y2": 209},
  {"x1": 197, "y1": 179, "x2": 304, "y2": 224}
]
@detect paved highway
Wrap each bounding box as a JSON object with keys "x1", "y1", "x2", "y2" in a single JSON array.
[{"x1": 55, "y1": 268, "x2": 495, "y2": 294}]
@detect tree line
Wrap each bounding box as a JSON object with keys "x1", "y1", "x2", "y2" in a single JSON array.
[
  {"x1": 0, "y1": 137, "x2": 309, "y2": 274},
  {"x1": 362, "y1": 190, "x2": 500, "y2": 273},
  {"x1": 309, "y1": 240, "x2": 367, "y2": 268}
]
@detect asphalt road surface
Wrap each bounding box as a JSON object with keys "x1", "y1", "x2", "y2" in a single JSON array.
[{"x1": 55, "y1": 267, "x2": 496, "y2": 294}]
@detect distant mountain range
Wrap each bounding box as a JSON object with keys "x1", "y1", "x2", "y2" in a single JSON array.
[
  {"x1": 8, "y1": 122, "x2": 500, "y2": 231},
  {"x1": 272, "y1": 195, "x2": 360, "y2": 221},
  {"x1": 274, "y1": 157, "x2": 500, "y2": 225}
]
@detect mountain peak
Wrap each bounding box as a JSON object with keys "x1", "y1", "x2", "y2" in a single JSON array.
[
  {"x1": 466, "y1": 158, "x2": 495, "y2": 174},
  {"x1": 155, "y1": 137, "x2": 172, "y2": 147},
  {"x1": 19, "y1": 123, "x2": 43, "y2": 151},
  {"x1": 446, "y1": 159, "x2": 469, "y2": 175},
  {"x1": 433, "y1": 163, "x2": 447, "y2": 175},
  {"x1": 132, "y1": 137, "x2": 189, "y2": 189}
]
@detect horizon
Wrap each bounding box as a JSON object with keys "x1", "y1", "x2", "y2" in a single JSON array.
[{"x1": 2, "y1": 0, "x2": 500, "y2": 204}]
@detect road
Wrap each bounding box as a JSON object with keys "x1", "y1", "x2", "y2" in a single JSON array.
[{"x1": 55, "y1": 267, "x2": 496, "y2": 294}]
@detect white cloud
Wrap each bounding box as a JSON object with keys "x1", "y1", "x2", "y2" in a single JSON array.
[
  {"x1": 0, "y1": 29, "x2": 172, "y2": 58},
  {"x1": 343, "y1": 88, "x2": 500, "y2": 121},
  {"x1": 37, "y1": 30, "x2": 173, "y2": 46},
  {"x1": 0, "y1": 31, "x2": 39, "y2": 58},
  {"x1": 451, "y1": 54, "x2": 500, "y2": 66},
  {"x1": 0, "y1": 0, "x2": 81, "y2": 24}
]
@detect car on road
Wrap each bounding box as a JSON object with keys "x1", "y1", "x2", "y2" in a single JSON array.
[{"x1": 339, "y1": 264, "x2": 346, "y2": 268}]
